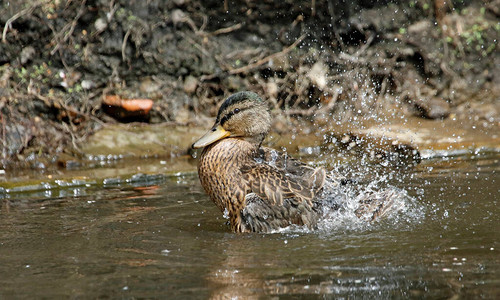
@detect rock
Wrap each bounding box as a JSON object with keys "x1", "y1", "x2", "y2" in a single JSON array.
[
  {"x1": 59, "y1": 70, "x2": 82, "y2": 88},
  {"x1": 307, "y1": 61, "x2": 328, "y2": 90},
  {"x1": 173, "y1": 0, "x2": 188, "y2": 7},
  {"x1": 183, "y1": 75, "x2": 198, "y2": 94},
  {"x1": 171, "y1": 9, "x2": 187, "y2": 26},
  {"x1": 140, "y1": 77, "x2": 161, "y2": 94},
  {"x1": 94, "y1": 17, "x2": 107, "y2": 32},
  {"x1": 81, "y1": 79, "x2": 96, "y2": 90},
  {"x1": 20, "y1": 46, "x2": 36, "y2": 65},
  {"x1": 174, "y1": 107, "x2": 191, "y2": 124},
  {"x1": 3, "y1": 123, "x2": 32, "y2": 158},
  {"x1": 257, "y1": 23, "x2": 272, "y2": 36},
  {"x1": 412, "y1": 97, "x2": 450, "y2": 119},
  {"x1": 266, "y1": 81, "x2": 278, "y2": 99},
  {"x1": 0, "y1": 67, "x2": 12, "y2": 88},
  {"x1": 408, "y1": 20, "x2": 432, "y2": 35},
  {"x1": 57, "y1": 153, "x2": 82, "y2": 169}
]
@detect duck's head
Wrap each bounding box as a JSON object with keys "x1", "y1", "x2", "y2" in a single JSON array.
[{"x1": 192, "y1": 91, "x2": 271, "y2": 149}]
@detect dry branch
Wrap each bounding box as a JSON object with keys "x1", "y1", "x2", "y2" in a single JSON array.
[
  {"x1": 2, "y1": 1, "x2": 44, "y2": 43},
  {"x1": 228, "y1": 34, "x2": 306, "y2": 75},
  {"x1": 208, "y1": 23, "x2": 242, "y2": 36},
  {"x1": 50, "y1": 0, "x2": 87, "y2": 55}
]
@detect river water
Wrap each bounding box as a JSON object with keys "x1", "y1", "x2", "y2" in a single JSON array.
[{"x1": 0, "y1": 152, "x2": 498, "y2": 298}]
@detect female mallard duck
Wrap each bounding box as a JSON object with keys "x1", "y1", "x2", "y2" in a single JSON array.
[{"x1": 192, "y1": 91, "x2": 393, "y2": 233}]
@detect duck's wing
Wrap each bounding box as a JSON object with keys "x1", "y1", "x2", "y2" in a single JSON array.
[
  {"x1": 354, "y1": 188, "x2": 400, "y2": 221},
  {"x1": 240, "y1": 149, "x2": 326, "y2": 206},
  {"x1": 240, "y1": 193, "x2": 319, "y2": 232},
  {"x1": 256, "y1": 147, "x2": 319, "y2": 177},
  {"x1": 257, "y1": 147, "x2": 350, "y2": 185}
]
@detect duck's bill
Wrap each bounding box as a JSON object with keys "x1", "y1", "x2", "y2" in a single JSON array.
[{"x1": 192, "y1": 125, "x2": 231, "y2": 148}]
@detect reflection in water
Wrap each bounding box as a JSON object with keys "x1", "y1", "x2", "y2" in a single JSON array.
[{"x1": 0, "y1": 155, "x2": 499, "y2": 298}]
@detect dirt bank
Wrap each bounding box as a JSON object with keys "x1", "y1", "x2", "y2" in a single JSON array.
[{"x1": 0, "y1": 0, "x2": 499, "y2": 169}]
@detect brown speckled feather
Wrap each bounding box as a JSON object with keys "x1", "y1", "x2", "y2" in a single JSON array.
[
  {"x1": 240, "y1": 148, "x2": 326, "y2": 207},
  {"x1": 193, "y1": 91, "x2": 396, "y2": 233},
  {"x1": 197, "y1": 138, "x2": 326, "y2": 232}
]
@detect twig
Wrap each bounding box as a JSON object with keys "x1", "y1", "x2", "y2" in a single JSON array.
[
  {"x1": 91, "y1": 0, "x2": 117, "y2": 37},
  {"x1": 225, "y1": 47, "x2": 263, "y2": 60},
  {"x1": 61, "y1": 122, "x2": 81, "y2": 152},
  {"x1": 285, "y1": 105, "x2": 317, "y2": 116},
  {"x1": 200, "y1": 34, "x2": 306, "y2": 82},
  {"x1": 208, "y1": 23, "x2": 242, "y2": 36},
  {"x1": 50, "y1": 0, "x2": 87, "y2": 55},
  {"x1": 353, "y1": 32, "x2": 375, "y2": 57},
  {"x1": 28, "y1": 88, "x2": 88, "y2": 122},
  {"x1": 338, "y1": 52, "x2": 367, "y2": 63},
  {"x1": 180, "y1": 32, "x2": 211, "y2": 57},
  {"x1": 319, "y1": 88, "x2": 340, "y2": 113},
  {"x1": 45, "y1": 22, "x2": 69, "y2": 70},
  {"x1": 107, "y1": 0, "x2": 117, "y2": 22},
  {"x1": 2, "y1": 1, "x2": 44, "y2": 43},
  {"x1": 199, "y1": 15, "x2": 208, "y2": 32},
  {"x1": 122, "y1": 28, "x2": 131, "y2": 62},
  {"x1": 229, "y1": 34, "x2": 306, "y2": 75},
  {"x1": 172, "y1": 10, "x2": 199, "y2": 34}
]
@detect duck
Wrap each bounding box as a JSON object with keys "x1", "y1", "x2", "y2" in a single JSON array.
[{"x1": 192, "y1": 91, "x2": 394, "y2": 233}]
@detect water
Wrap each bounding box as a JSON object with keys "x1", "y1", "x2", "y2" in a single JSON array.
[{"x1": 0, "y1": 154, "x2": 498, "y2": 298}]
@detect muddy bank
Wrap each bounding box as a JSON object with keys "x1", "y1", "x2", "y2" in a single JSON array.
[
  {"x1": 2, "y1": 114, "x2": 498, "y2": 184},
  {"x1": 0, "y1": 0, "x2": 499, "y2": 169},
  {"x1": 1, "y1": 118, "x2": 499, "y2": 199}
]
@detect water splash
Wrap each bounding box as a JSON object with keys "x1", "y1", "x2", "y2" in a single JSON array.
[
  {"x1": 318, "y1": 181, "x2": 423, "y2": 233},
  {"x1": 270, "y1": 163, "x2": 425, "y2": 234}
]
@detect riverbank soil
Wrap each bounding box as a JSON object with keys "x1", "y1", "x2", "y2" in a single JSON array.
[{"x1": 1, "y1": 0, "x2": 499, "y2": 169}]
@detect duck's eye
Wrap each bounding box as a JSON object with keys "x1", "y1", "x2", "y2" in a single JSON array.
[{"x1": 220, "y1": 108, "x2": 241, "y2": 126}]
